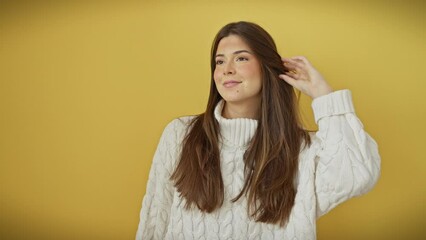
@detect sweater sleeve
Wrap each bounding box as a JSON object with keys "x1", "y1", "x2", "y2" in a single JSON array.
[
  {"x1": 135, "y1": 120, "x2": 178, "y2": 240},
  {"x1": 311, "y1": 89, "x2": 381, "y2": 218}
]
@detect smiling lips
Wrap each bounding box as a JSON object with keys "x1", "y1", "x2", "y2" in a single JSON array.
[{"x1": 223, "y1": 80, "x2": 242, "y2": 88}]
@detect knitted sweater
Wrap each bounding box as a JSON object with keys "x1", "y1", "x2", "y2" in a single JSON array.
[{"x1": 136, "y1": 90, "x2": 381, "y2": 240}]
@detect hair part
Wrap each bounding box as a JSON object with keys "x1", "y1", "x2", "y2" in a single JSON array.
[{"x1": 170, "y1": 21, "x2": 311, "y2": 226}]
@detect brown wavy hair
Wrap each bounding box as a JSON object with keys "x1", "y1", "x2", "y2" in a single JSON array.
[{"x1": 170, "y1": 21, "x2": 311, "y2": 226}]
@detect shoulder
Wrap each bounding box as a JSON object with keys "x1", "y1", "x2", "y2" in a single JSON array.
[
  {"x1": 163, "y1": 115, "x2": 197, "y2": 133},
  {"x1": 160, "y1": 115, "x2": 198, "y2": 145}
]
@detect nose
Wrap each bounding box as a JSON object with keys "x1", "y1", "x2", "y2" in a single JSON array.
[{"x1": 223, "y1": 61, "x2": 235, "y2": 75}]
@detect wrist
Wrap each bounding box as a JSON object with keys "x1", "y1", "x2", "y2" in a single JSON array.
[{"x1": 312, "y1": 86, "x2": 333, "y2": 99}]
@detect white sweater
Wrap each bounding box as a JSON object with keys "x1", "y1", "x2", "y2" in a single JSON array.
[{"x1": 136, "y1": 90, "x2": 381, "y2": 240}]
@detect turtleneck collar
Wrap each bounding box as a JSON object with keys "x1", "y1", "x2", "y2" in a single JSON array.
[{"x1": 214, "y1": 100, "x2": 258, "y2": 148}]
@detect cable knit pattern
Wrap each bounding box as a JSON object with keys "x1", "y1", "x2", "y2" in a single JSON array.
[{"x1": 136, "y1": 89, "x2": 381, "y2": 240}]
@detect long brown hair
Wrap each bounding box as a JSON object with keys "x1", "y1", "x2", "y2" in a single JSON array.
[{"x1": 170, "y1": 21, "x2": 311, "y2": 226}]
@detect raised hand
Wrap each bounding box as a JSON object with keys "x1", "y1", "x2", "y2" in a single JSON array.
[{"x1": 279, "y1": 56, "x2": 333, "y2": 99}]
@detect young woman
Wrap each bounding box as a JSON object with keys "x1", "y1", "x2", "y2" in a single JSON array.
[{"x1": 136, "y1": 21, "x2": 380, "y2": 240}]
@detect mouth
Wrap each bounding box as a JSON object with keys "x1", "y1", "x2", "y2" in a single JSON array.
[{"x1": 223, "y1": 80, "x2": 242, "y2": 88}]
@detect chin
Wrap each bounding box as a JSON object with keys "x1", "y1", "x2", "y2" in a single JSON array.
[
  {"x1": 218, "y1": 90, "x2": 261, "y2": 105},
  {"x1": 220, "y1": 95, "x2": 243, "y2": 103}
]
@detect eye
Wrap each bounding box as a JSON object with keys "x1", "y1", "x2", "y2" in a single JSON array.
[
  {"x1": 237, "y1": 56, "x2": 248, "y2": 62},
  {"x1": 216, "y1": 59, "x2": 224, "y2": 65}
]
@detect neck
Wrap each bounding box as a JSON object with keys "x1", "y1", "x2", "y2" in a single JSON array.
[{"x1": 222, "y1": 99, "x2": 260, "y2": 120}]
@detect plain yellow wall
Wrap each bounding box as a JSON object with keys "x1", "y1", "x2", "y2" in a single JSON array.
[{"x1": 1, "y1": 1, "x2": 425, "y2": 239}]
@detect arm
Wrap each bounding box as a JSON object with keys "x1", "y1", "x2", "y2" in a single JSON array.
[
  {"x1": 279, "y1": 56, "x2": 381, "y2": 217},
  {"x1": 311, "y1": 90, "x2": 381, "y2": 217},
  {"x1": 136, "y1": 120, "x2": 177, "y2": 240}
]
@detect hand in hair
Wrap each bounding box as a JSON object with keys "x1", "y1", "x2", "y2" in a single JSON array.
[{"x1": 279, "y1": 56, "x2": 333, "y2": 99}]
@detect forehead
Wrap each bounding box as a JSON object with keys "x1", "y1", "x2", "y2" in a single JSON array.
[{"x1": 216, "y1": 35, "x2": 252, "y2": 54}]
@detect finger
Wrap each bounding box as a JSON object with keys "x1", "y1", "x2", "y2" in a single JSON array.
[
  {"x1": 279, "y1": 74, "x2": 299, "y2": 89},
  {"x1": 284, "y1": 70, "x2": 303, "y2": 81},
  {"x1": 282, "y1": 58, "x2": 305, "y2": 69},
  {"x1": 283, "y1": 63, "x2": 307, "y2": 80},
  {"x1": 283, "y1": 62, "x2": 300, "y2": 72},
  {"x1": 290, "y1": 56, "x2": 312, "y2": 67},
  {"x1": 283, "y1": 56, "x2": 303, "y2": 63},
  {"x1": 282, "y1": 70, "x2": 300, "y2": 81}
]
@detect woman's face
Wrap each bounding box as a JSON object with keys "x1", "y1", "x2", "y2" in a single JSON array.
[{"x1": 213, "y1": 35, "x2": 262, "y2": 106}]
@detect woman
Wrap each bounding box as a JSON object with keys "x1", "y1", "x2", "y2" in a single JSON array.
[{"x1": 136, "y1": 21, "x2": 380, "y2": 240}]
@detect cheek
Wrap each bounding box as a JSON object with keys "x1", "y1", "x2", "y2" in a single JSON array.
[
  {"x1": 242, "y1": 63, "x2": 262, "y2": 79},
  {"x1": 213, "y1": 69, "x2": 221, "y2": 82}
]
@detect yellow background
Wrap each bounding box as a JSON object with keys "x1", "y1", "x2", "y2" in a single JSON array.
[{"x1": 1, "y1": 0, "x2": 425, "y2": 239}]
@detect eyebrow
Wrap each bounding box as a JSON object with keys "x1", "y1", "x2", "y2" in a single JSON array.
[{"x1": 215, "y1": 50, "x2": 252, "y2": 58}]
